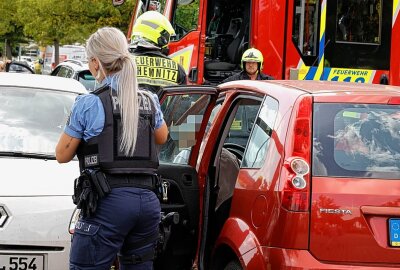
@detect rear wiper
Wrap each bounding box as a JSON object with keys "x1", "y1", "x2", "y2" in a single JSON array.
[{"x1": 0, "y1": 151, "x2": 56, "y2": 160}]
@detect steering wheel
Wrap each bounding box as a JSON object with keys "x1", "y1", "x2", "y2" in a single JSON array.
[{"x1": 223, "y1": 143, "x2": 246, "y2": 161}]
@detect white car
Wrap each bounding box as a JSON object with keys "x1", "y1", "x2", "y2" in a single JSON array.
[
  {"x1": 0, "y1": 73, "x2": 87, "y2": 270},
  {"x1": 50, "y1": 60, "x2": 96, "y2": 92}
]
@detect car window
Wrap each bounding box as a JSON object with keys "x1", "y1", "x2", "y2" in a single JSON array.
[
  {"x1": 8, "y1": 62, "x2": 34, "y2": 74},
  {"x1": 56, "y1": 66, "x2": 72, "y2": 78},
  {"x1": 51, "y1": 66, "x2": 62, "y2": 76},
  {"x1": 77, "y1": 70, "x2": 96, "y2": 91},
  {"x1": 313, "y1": 103, "x2": 400, "y2": 179},
  {"x1": 160, "y1": 94, "x2": 211, "y2": 164},
  {"x1": 225, "y1": 100, "x2": 261, "y2": 147},
  {"x1": 242, "y1": 96, "x2": 279, "y2": 168},
  {"x1": 0, "y1": 87, "x2": 77, "y2": 156}
]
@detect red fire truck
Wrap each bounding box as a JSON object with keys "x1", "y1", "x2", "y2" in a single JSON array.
[{"x1": 117, "y1": 0, "x2": 400, "y2": 85}]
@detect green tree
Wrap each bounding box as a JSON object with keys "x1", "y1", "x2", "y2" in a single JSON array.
[
  {"x1": 0, "y1": 0, "x2": 28, "y2": 59},
  {"x1": 174, "y1": 0, "x2": 199, "y2": 32},
  {"x1": 17, "y1": 0, "x2": 134, "y2": 65}
]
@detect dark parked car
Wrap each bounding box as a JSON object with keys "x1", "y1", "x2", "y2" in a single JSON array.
[{"x1": 5, "y1": 61, "x2": 34, "y2": 74}]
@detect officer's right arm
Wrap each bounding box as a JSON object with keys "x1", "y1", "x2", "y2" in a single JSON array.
[
  {"x1": 152, "y1": 93, "x2": 168, "y2": 144},
  {"x1": 155, "y1": 122, "x2": 168, "y2": 144}
]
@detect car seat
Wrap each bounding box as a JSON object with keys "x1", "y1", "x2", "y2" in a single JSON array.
[
  {"x1": 214, "y1": 148, "x2": 240, "y2": 234},
  {"x1": 204, "y1": 18, "x2": 246, "y2": 83}
]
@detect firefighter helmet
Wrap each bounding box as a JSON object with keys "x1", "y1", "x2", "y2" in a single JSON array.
[
  {"x1": 131, "y1": 11, "x2": 175, "y2": 48},
  {"x1": 241, "y1": 48, "x2": 264, "y2": 70}
]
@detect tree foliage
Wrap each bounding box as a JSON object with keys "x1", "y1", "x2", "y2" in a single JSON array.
[
  {"x1": 0, "y1": 0, "x2": 134, "y2": 60},
  {"x1": 174, "y1": 0, "x2": 199, "y2": 32},
  {"x1": 17, "y1": 0, "x2": 134, "y2": 46},
  {"x1": 0, "y1": 0, "x2": 28, "y2": 58}
]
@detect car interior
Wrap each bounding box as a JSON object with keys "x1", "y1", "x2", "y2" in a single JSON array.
[{"x1": 203, "y1": 0, "x2": 251, "y2": 84}]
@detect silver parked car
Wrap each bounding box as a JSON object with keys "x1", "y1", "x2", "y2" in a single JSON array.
[{"x1": 0, "y1": 73, "x2": 87, "y2": 270}]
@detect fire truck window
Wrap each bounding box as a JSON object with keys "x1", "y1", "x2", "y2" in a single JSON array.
[
  {"x1": 172, "y1": 0, "x2": 200, "y2": 40},
  {"x1": 293, "y1": 0, "x2": 319, "y2": 57},
  {"x1": 324, "y1": 0, "x2": 390, "y2": 70},
  {"x1": 336, "y1": 0, "x2": 381, "y2": 44}
]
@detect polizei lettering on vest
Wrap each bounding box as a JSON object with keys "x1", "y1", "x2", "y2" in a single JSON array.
[
  {"x1": 85, "y1": 154, "x2": 99, "y2": 167},
  {"x1": 138, "y1": 95, "x2": 152, "y2": 111}
]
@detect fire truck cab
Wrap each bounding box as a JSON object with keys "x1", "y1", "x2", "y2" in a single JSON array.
[{"x1": 124, "y1": 0, "x2": 400, "y2": 86}]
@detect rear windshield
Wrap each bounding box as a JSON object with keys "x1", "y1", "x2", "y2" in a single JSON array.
[{"x1": 313, "y1": 103, "x2": 400, "y2": 179}]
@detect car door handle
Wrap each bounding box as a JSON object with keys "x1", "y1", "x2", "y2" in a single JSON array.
[{"x1": 182, "y1": 174, "x2": 193, "y2": 186}]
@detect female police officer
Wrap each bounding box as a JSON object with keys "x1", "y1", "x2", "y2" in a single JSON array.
[{"x1": 56, "y1": 27, "x2": 168, "y2": 270}]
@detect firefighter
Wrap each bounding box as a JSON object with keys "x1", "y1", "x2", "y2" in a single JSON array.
[
  {"x1": 130, "y1": 11, "x2": 186, "y2": 94},
  {"x1": 222, "y1": 48, "x2": 274, "y2": 83},
  {"x1": 55, "y1": 27, "x2": 168, "y2": 270}
]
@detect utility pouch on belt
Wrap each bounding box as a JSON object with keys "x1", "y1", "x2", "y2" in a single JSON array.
[
  {"x1": 89, "y1": 170, "x2": 111, "y2": 198},
  {"x1": 72, "y1": 169, "x2": 111, "y2": 218}
]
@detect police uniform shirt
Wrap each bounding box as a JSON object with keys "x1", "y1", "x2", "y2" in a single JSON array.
[{"x1": 65, "y1": 75, "x2": 164, "y2": 141}]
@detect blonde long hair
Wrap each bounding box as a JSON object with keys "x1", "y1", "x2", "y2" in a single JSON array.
[{"x1": 86, "y1": 27, "x2": 141, "y2": 156}]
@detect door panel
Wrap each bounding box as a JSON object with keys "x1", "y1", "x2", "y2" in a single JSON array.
[
  {"x1": 155, "y1": 164, "x2": 199, "y2": 270},
  {"x1": 156, "y1": 86, "x2": 217, "y2": 270}
]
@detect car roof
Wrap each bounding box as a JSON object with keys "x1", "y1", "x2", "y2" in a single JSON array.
[
  {"x1": 0, "y1": 73, "x2": 88, "y2": 94},
  {"x1": 220, "y1": 80, "x2": 400, "y2": 96},
  {"x1": 56, "y1": 60, "x2": 89, "y2": 71}
]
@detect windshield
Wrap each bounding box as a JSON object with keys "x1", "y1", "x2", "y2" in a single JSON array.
[
  {"x1": 0, "y1": 87, "x2": 77, "y2": 157},
  {"x1": 313, "y1": 103, "x2": 400, "y2": 179}
]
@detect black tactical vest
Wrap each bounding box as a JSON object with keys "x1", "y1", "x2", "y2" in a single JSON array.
[{"x1": 77, "y1": 85, "x2": 159, "y2": 174}]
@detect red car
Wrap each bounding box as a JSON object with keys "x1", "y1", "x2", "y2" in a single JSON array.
[
  {"x1": 155, "y1": 80, "x2": 400, "y2": 269},
  {"x1": 76, "y1": 80, "x2": 400, "y2": 269}
]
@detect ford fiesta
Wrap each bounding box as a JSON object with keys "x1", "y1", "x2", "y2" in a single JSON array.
[
  {"x1": 139, "y1": 80, "x2": 400, "y2": 270},
  {"x1": 0, "y1": 73, "x2": 86, "y2": 270}
]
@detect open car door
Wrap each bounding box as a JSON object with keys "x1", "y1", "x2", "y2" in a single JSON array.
[{"x1": 155, "y1": 86, "x2": 218, "y2": 270}]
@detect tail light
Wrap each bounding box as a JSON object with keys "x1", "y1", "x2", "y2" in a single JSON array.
[
  {"x1": 282, "y1": 95, "x2": 312, "y2": 212},
  {"x1": 51, "y1": 62, "x2": 56, "y2": 70},
  {"x1": 68, "y1": 208, "x2": 81, "y2": 234}
]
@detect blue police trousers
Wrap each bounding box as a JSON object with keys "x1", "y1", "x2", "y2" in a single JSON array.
[{"x1": 69, "y1": 187, "x2": 161, "y2": 270}]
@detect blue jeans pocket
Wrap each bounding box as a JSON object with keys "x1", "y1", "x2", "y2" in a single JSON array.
[{"x1": 70, "y1": 221, "x2": 100, "y2": 266}]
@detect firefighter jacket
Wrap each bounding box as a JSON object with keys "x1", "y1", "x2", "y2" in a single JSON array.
[
  {"x1": 77, "y1": 85, "x2": 159, "y2": 175},
  {"x1": 132, "y1": 48, "x2": 187, "y2": 94},
  {"x1": 222, "y1": 70, "x2": 274, "y2": 83}
]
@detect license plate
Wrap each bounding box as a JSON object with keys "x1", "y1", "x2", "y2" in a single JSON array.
[
  {"x1": 389, "y1": 218, "x2": 400, "y2": 247},
  {"x1": 0, "y1": 255, "x2": 43, "y2": 270}
]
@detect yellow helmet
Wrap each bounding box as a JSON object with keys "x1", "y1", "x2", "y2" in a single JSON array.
[
  {"x1": 131, "y1": 11, "x2": 175, "y2": 48},
  {"x1": 241, "y1": 48, "x2": 264, "y2": 70}
]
